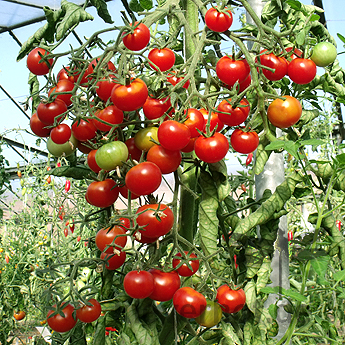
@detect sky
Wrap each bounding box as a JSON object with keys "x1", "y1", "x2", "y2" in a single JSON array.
[{"x1": 0, "y1": 0, "x2": 344, "y2": 172}]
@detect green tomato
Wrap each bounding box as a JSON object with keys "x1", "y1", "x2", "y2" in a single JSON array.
[
  {"x1": 134, "y1": 127, "x2": 159, "y2": 151},
  {"x1": 195, "y1": 300, "x2": 222, "y2": 328},
  {"x1": 47, "y1": 134, "x2": 78, "y2": 157},
  {"x1": 95, "y1": 141, "x2": 128, "y2": 171},
  {"x1": 311, "y1": 42, "x2": 337, "y2": 67}
]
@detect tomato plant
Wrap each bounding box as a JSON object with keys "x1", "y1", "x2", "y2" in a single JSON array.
[
  {"x1": 195, "y1": 300, "x2": 222, "y2": 328},
  {"x1": 267, "y1": 95, "x2": 302, "y2": 128}
]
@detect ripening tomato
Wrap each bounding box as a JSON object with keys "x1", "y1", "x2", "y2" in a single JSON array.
[
  {"x1": 172, "y1": 251, "x2": 199, "y2": 277},
  {"x1": 125, "y1": 162, "x2": 162, "y2": 196},
  {"x1": 46, "y1": 134, "x2": 78, "y2": 157},
  {"x1": 48, "y1": 79, "x2": 74, "y2": 106},
  {"x1": 134, "y1": 127, "x2": 159, "y2": 151},
  {"x1": 125, "y1": 137, "x2": 143, "y2": 161},
  {"x1": 311, "y1": 42, "x2": 337, "y2": 67},
  {"x1": 30, "y1": 113, "x2": 51, "y2": 137},
  {"x1": 27, "y1": 47, "x2": 53, "y2": 75},
  {"x1": 205, "y1": 7, "x2": 233, "y2": 32},
  {"x1": 184, "y1": 108, "x2": 204, "y2": 138},
  {"x1": 230, "y1": 129, "x2": 259, "y2": 154},
  {"x1": 216, "y1": 57, "x2": 250, "y2": 88},
  {"x1": 267, "y1": 95, "x2": 302, "y2": 128},
  {"x1": 146, "y1": 145, "x2": 182, "y2": 174},
  {"x1": 46, "y1": 303, "x2": 77, "y2": 333},
  {"x1": 148, "y1": 48, "x2": 175, "y2": 71},
  {"x1": 71, "y1": 119, "x2": 97, "y2": 142},
  {"x1": 37, "y1": 99, "x2": 67, "y2": 126},
  {"x1": 158, "y1": 120, "x2": 191, "y2": 151},
  {"x1": 195, "y1": 132, "x2": 229, "y2": 163},
  {"x1": 149, "y1": 269, "x2": 181, "y2": 301},
  {"x1": 50, "y1": 124, "x2": 72, "y2": 144},
  {"x1": 217, "y1": 98, "x2": 250, "y2": 126},
  {"x1": 101, "y1": 251, "x2": 127, "y2": 270},
  {"x1": 122, "y1": 22, "x2": 150, "y2": 51},
  {"x1": 76, "y1": 299, "x2": 101, "y2": 323},
  {"x1": 93, "y1": 105, "x2": 124, "y2": 132},
  {"x1": 123, "y1": 270, "x2": 154, "y2": 299},
  {"x1": 288, "y1": 58, "x2": 316, "y2": 84},
  {"x1": 111, "y1": 79, "x2": 148, "y2": 111},
  {"x1": 195, "y1": 300, "x2": 222, "y2": 327},
  {"x1": 143, "y1": 96, "x2": 172, "y2": 120},
  {"x1": 13, "y1": 311, "x2": 26, "y2": 321},
  {"x1": 96, "y1": 77, "x2": 118, "y2": 101},
  {"x1": 86, "y1": 179, "x2": 119, "y2": 208},
  {"x1": 216, "y1": 285, "x2": 246, "y2": 313},
  {"x1": 95, "y1": 226, "x2": 127, "y2": 253},
  {"x1": 257, "y1": 50, "x2": 288, "y2": 81},
  {"x1": 173, "y1": 287, "x2": 207, "y2": 319},
  {"x1": 87, "y1": 150, "x2": 102, "y2": 173},
  {"x1": 136, "y1": 203, "x2": 174, "y2": 238},
  {"x1": 95, "y1": 141, "x2": 128, "y2": 171},
  {"x1": 199, "y1": 108, "x2": 224, "y2": 133}
]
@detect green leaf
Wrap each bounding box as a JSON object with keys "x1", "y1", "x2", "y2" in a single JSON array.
[
  {"x1": 29, "y1": 73, "x2": 40, "y2": 111},
  {"x1": 286, "y1": 0, "x2": 302, "y2": 11},
  {"x1": 129, "y1": 0, "x2": 144, "y2": 12},
  {"x1": 333, "y1": 270, "x2": 345, "y2": 282},
  {"x1": 338, "y1": 33, "x2": 345, "y2": 45},
  {"x1": 265, "y1": 140, "x2": 286, "y2": 151},
  {"x1": 254, "y1": 138, "x2": 271, "y2": 175},
  {"x1": 293, "y1": 187, "x2": 312, "y2": 199},
  {"x1": 89, "y1": 0, "x2": 113, "y2": 23},
  {"x1": 48, "y1": 166, "x2": 97, "y2": 180},
  {"x1": 282, "y1": 288, "x2": 306, "y2": 302},
  {"x1": 199, "y1": 171, "x2": 219, "y2": 257},
  {"x1": 268, "y1": 304, "x2": 278, "y2": 319},
  {"x1": 93, "y1": 315, "x2": 106, "y2": 345},
  {"x1": 140, "y1": 0, "x2": 153, "y2": 10},
  {"x1": 296, "y1": 27, "x2": 307, "y2": 46},
  {"x1": 299, "y1": 139, "x2": 325, "y2": 147},
  {"x1": 220, "y1": 321, "x2": 241, "y2": 345},
  {"x1": 297, "y1": 249, "x2": 328, "y2": 260},
  {"x1": 310, "y1": 255, "x2": 330, "y2": 278},
  {"x1": 310, "y1": 14, "x2": 320, "y2": 21},
  {"x1": 56, "y1": 0, "x2": 94, "y2": 41},
  {"x1": 209, "y1": 160, "x2": 231, "y2": 202},
  {"x1": 335, "y1": 153, "x2": 345, "y2": 165},
  {"x1": 245, "y1": 247, "x2": 263, "y2": 279},
  {"x1": 244, "y1": 281, "x2": 257, "y2": 313},
  {"x1": 256, "y1": 257, "x2": 271, "y2": 293}
]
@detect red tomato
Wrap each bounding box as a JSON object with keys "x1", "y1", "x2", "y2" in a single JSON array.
[
  {"x1": 86, "y1": 58, "x2": 116, "y2": 80},
  {"x1": 125, "y1": 162, "x2": 162, "y2": 196},
  {"x1": 13, "y1": 311, "x2": 26, "y2": 321},
  {"x1": 101, "y1": 251, "x2": 126, "y2": 270},
  {"x1": 125, "y1": 137, "x2": 143, "y2": 161},
  {"x1": 267, "y1": 95, "x2": 302, "y2": 128},
  {"x1": 288, "y1": 58, "x2": 316, "y2": 84},
  {"x1": 48, "y1": 79, "x2": 74, "y2": 107},
  {"x1": 246, "y1": 152, "x2": 253, "y2": 166},
  {"x1": 158, "y1": 120, "x2": 191, "y2": 151},
  {"x1": 37, "y1": 99, "x2": 67, "y2": 126},
  {"x1": 184, "y1": 108, "x2": 204, "y2": 138},
  {"x1": 167, "y1": 71, "x2": 190, "y2": 89},
  {"x1": 172, "y1": 252, "x2": 199, "y2": 277},
  {"x1": 122, "y1": 22, "x2": 150, "y2": 51},
  {"x1": 46, "y1": 303, "x2": 77, "y2": 333},
  {"x1": 87, "y1": 150, "x2": 102, "y2": 173},
  {"x1": 134, "y1": 232, "x2": 159, "y2": 244},
  {"x1": 216, "y1": 98, "x2": 250, "y2": 126},
  {"x1": 76, "y1": 299, "x2": 101, "y2": 323},
  {"x1": 123, "y1": 270, "x2": 154, "y2": 299},
  {"x1": 181, "y1": 137, "x2": 197, "y2": 153},
  {"x1": 149, "y1": 269, "x2": 181, "y2": 301},
  {"x1": 136, "y1": 203, "x2": 174, "y2": 238},
  {"x1": 72, "y1": 119, "x2": 97, "y2": 142},
  {"x1": 95, "y1": 226, "x2": 127, "y2": 253},
  {"x1": 216, "y1": 285, "x2": 246, "y2": 313},
  {"x1": 148, "y1": 48, "x2": 175, "y2": 71},
  {"x1": 57, "y1": 66, "x2": 75, "y2": 83},
  {"x1": 86, "y1": 179, "x2": 119, "y2": 208},
  {"x1": 216, "y1": 57, "x2": 250, "y2": 88},
  {"x1": 230, "y1": 129, "x2": 259, "y2": 154},
  {"x1": 205, "y1": 7, "x2": 233, "y2": 32},
  {"x1": 27, "y1": 47, "x2": 53, "y2": 75},
  {"x1": 50, "y1": 124, "x2": 72, "y2": 144},
  {"x1": 257, "y1": 50, "x2": 288, "y2": 81},
  {"x1": 199, "y1": 108, "x2": 224, "y2": 133},
  {"x1": 238, "y1": 74, "x2": 252, "y2": 92},
  {"x1": 146, "y1": 145, "x2": 182, "y2": 174},
  {"x1": 143, "y1": 96, "x2": 172, "y2": 120},
  {"x1": 285, "y1": 47, "x2": 303, "y2": 61},
  {"x1": 111, "y1": 79, "x2": 148, "y2": 111},
  {"x1": 30, "y1": 113, "x2": 51, "y2": 137},
  {"x1": 96, "y1": 77, "x2": 118, "y2": 101},
  {"x1": 93, "y1": 105, "x2": 124, "y2": 132},
  {"x1": 195, "y1": 133, "x2": 229, "y2": 163},
  {"x1": 173, "y1": 287, "x2": 207, "y2": 318},
  {"x1": 77, "y1": 141, "x2": 93, "y2": 154},
  {"x1": 118, "y1": 185, "x2": 140, "y2": 199}
]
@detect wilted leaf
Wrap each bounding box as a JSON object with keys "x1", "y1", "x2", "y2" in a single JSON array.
[
  {"x1": 256, "y1": 257, "x2": 271, "y2": 293},
  {"x1": 89, "y1": 0, "x2": 113, "y2": 23},
  {"x1": 48, "y1": 166, "x2": 97, "y2": 180}
]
